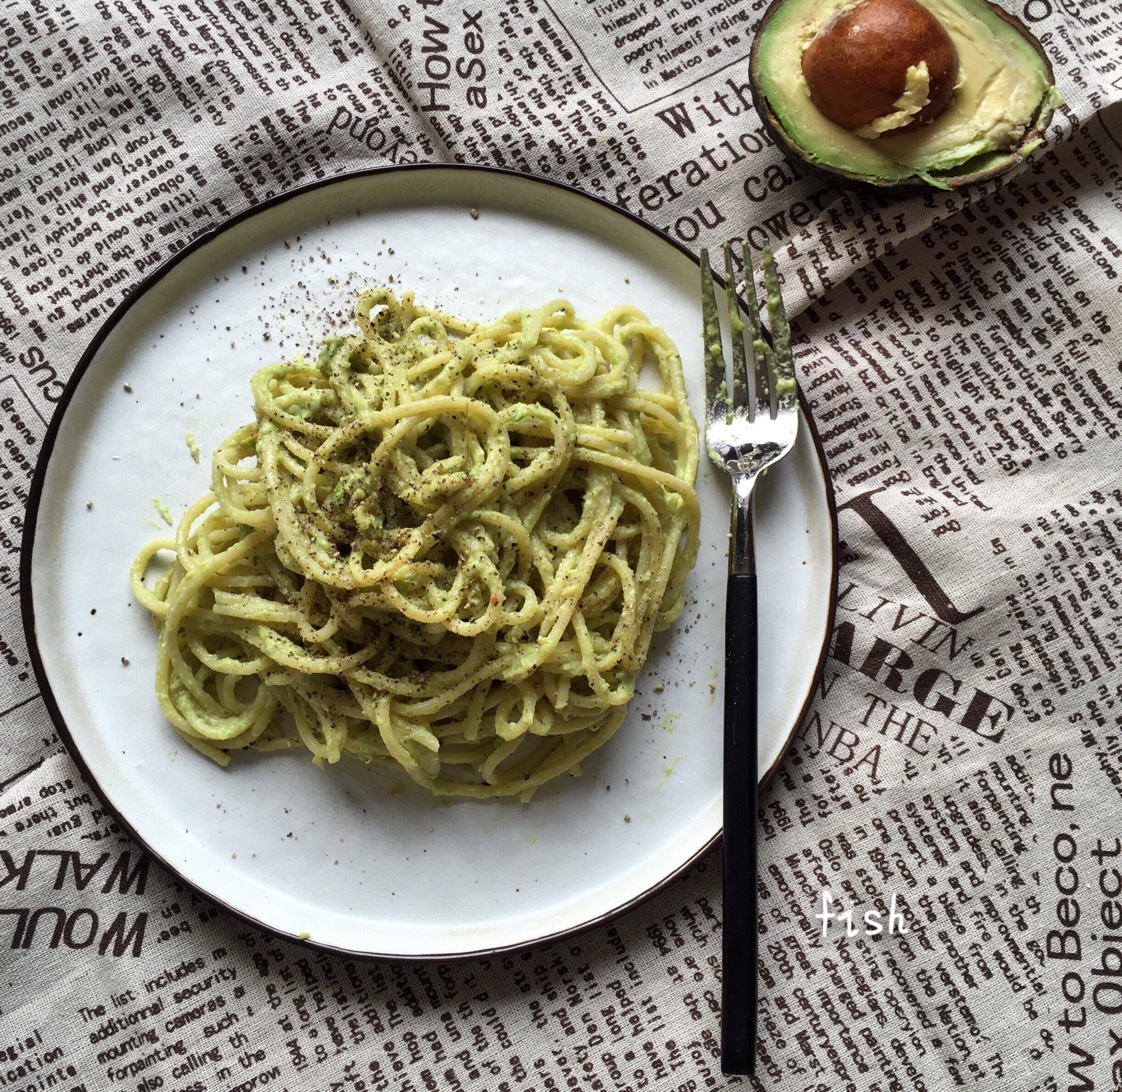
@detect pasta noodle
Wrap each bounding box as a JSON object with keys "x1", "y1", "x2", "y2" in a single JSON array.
[{"x1": 131, "y1": 288, "x2": 700, "y2": 799}]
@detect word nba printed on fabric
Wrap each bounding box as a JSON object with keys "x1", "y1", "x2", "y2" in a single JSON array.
[{"x1": 816, "y1": 890, "x2": 909, "y2": 938}]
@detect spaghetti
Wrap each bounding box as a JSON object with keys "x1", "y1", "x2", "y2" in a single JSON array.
[{"x1": 131, "y1": 288, "x2": 700, "y2": 798}]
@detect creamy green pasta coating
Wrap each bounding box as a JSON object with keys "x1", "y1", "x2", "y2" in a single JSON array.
[{"x1": 132, "y1": 288, "x2": 699, "y2": 799}]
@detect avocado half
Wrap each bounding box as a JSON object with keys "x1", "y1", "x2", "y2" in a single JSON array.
[{"x1": 750, "y1": 0, "x2": 1061, "y2": 189}]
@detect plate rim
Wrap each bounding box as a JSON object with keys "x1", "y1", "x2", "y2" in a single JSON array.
[{"x1": 20, "y1": 162, "x2": 838, "y2": 961}]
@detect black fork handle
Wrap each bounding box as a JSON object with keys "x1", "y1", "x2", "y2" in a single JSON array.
[{"x1": 721, "y1": 570, "x2": 758, "y2": 1075}]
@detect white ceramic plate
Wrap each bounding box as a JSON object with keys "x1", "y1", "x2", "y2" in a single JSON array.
[{"x1": 25, "y1": 166, "x2": 836, "y2": 959}]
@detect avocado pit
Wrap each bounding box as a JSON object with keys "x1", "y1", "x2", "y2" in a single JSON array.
[{"x1": 801, "y1": 0, "x2": 959, "y2": 135}]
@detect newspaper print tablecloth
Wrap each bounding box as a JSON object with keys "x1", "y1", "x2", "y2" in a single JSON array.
[{"x1": 2, "y1": 0, "x2": 1122, "y2": 1089}]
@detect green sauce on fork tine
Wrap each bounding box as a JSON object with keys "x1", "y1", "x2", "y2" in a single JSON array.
[{"x1": 761, "y1": 245, "x2": 797, "y2": 401}]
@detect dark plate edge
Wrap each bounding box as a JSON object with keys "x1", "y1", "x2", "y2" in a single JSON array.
[{"x1": 19, "y1": 161, "x2": 839, "y2": 963}]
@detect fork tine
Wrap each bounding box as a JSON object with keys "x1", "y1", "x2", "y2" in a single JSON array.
[
  {"x1": 700, "y1": 248, "x2": 728, "y2": 425},
  {"x1": 761, "y1": 244, "x2": 797, "y2": 413},
  {"x1": 722, "y1": 244, "x2": 750, "y2": 416},
  {"x1": 737, "y1": 238, "x2": 771, "y2": 421}
]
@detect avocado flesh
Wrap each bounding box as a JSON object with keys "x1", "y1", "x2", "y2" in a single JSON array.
[{"x1": 756, "y1": 0, "x2": 1061, "y2": 186}]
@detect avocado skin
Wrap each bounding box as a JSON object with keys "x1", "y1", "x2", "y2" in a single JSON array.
[{"x1": 749, "y1": 0, "x2": 1059, "y2": 191}]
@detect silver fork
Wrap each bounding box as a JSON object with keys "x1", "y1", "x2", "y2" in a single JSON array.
[{"x1": 700, "y1": 241, "x2": 799, "y2": 1076}]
